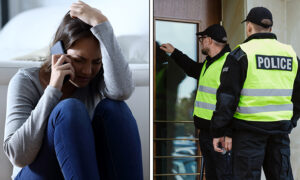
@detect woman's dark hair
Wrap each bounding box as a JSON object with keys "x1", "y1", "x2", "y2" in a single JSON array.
[{"x1": 41, "y1": 12, "x2": 100, "y2": 72}]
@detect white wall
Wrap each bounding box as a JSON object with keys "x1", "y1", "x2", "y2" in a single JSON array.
[
  {"x1": 8, "y1": 0, "x2": 149, "y2": 36},
  {"x1": 222, "y1": 0, "x2": 246, "y2": 48},
  {"x1": 246, "y1": 0, "x2": 287, "y2": 42},
  {"x1": 0, "y1": 86, "x2": 12, "y2": 180},
  {"x1": 287, "y1": 0, "x2": 300, "y2": 56},
  {"x1": 286, "y1": 0, "x2": 300, "y2": 178},
  {"x1": 223, "y1": 0, "x2": 289, "y2": 45},
  {"x1": 126, "y1": 86, "x2": 150, "y2": 179}
]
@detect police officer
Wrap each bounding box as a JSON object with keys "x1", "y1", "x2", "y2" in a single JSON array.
[
  {"x1": 160, "y1": 24, "x2": 232, "y2": 180},
  {"x1": 211, "y1": 7, "x2": 300, "y2": 180}
]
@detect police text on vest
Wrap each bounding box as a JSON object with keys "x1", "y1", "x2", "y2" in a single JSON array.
[{"x1": 256, "y1": 55, "x2": 293, "y2": 71}]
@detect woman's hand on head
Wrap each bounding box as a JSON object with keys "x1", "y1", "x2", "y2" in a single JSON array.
[
  {"x1": 70, "y1": 1, "x2": 108, "y2": 27},
  {"x1": 49, "y1": 55, "x2": 75, "y2": 91}
]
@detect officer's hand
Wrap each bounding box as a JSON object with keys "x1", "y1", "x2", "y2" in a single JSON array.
[
  {"x1": 160, "y1": 43, "x2": 175, "y2": 53},
  {"x1": 224, "y1": 136, "x2": 232, "y2": 151},
  {"x1": 213, "y1": 137, "x2": 225, "y2": 153}
]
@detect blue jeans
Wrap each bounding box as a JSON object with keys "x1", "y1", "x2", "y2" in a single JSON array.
[{"x1": 15, "y1": 98, "x2": 143, "y2": 180}]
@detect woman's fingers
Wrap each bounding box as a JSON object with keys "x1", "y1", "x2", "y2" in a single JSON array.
[
  {"x1": 57, "y1": 55, "x2": 65, "y2": 66},
  {"x1": 77, "y1": 1, "x2": 86, "y2": 5},
  {"x1": 51, "y1": 54, "x2": 61, "y2": 66},
  {"x1": 56, "y1": 63, "x2": 75, "y2": 80},
  {"x1": 70, "y1": 3, "x2": 83, "y2": 17},
  {"x1": 57, "y1": 62, "x2": 72, "y2": 70},
  {"x1": 70, "y1": 6, "x2": 82, "y2": 18},
  {"x1": 72, "y1": 1, "x2": 86, "y2": 6},
  {"x1": 57, "y1": 62, "x2": 75, "y2": 80},
  {"x1": 70, "y1": 2, "x2": 89, "y2": 15},
  {"x1": 64, "y1": 69, "x2": 75, "y2": 81},
  {"x1": 49, "y1": 54, "x2": 75, "y2": 90},
  {"x1": 54, "y1": 55, "x2": 71, "y2": 66},
  {"x1": 69, "y1": 64, "x2": 76, "y2": 81},
  {"x1": 69, "y1": 2, "x2": 107, "y2": 26},
  {"x1": 70, "y1": 5, "x2": 81, "y2": 11},
  {"x1": 57, "y1": 56, "x2": 75, "y2": 80}
]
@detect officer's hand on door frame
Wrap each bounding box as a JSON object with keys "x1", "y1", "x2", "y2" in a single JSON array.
[{"x1": 160, "y1": 43, "x2": 175, "y2": 54}]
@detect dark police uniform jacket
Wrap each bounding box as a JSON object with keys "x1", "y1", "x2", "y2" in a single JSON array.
[
  {"x1": 170, "y1": 44, "x2": 232, "y2": 135},
  {"x1": 211, "y1": 33, "x2": 300, "y2": 138}
]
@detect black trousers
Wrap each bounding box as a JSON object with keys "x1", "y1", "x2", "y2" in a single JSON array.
[
  {"x1": 199, "y1": 129, "x2": 232, "y2": 180},
  {"x1": 232, "y1": 130, "x2": 293, "y2": 180}
]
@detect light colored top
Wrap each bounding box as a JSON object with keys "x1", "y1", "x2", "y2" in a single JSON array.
[{"x1": 3, "y1": 21, "x2": 134, "y2": 179}]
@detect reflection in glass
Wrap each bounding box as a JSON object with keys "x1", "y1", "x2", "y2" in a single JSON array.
[
  {"x1": 156, "y1": 175, "x2": 199, "y2": 180},
  {"x1": 155, "y1": 20, "x2": 199, "y2": 179},
  {"x1": 155, "y1": 122, "x2": 196, "y2": 139},
  {"x1": 155, "y1": 139, "x2": 197, "y2": 156},
  {"x1": 156, "y1": 157, "x2": 199, "y2": 174}
]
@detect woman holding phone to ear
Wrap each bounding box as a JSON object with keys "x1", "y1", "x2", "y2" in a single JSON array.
[{"x1": 3, "y1": 1, "x2": 143, "y2": 180}]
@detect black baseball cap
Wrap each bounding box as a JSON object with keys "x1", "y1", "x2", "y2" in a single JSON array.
[
  {"x1": 242, "y1": 7, "x2": 273, "y2": 28},
  {"x1": 196, "y1": 24, "x2": 227, "y2": 43}
]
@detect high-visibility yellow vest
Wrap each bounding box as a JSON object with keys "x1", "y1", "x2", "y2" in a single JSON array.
[
  {"x1": 193, "y1": 52, "x2": 229, "y2": 120},
  {"x1": 233, "y1": 39, "x2": 298, "y2": 122}
]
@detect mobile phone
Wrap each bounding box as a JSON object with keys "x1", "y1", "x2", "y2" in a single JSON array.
[{"x1": 50, "y1": 41, "x2": 70, "y2": 84}]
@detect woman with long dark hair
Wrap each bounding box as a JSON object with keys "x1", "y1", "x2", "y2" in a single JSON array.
[{"x1": 3, "y1": 1, "x2": 143, "y2": 179}]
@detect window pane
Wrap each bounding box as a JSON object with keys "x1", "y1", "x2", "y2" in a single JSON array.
[
  {"x1": 155, "y1": 19, "x2": 199, "y2": 178},
  {"x1": 155, "y1": 122, "x2": 196, "y2": 139},
  {"x1": 155, "y1": 20, "x2": 197, "y2": 122},
  {"x1": 155, "y1": 139, "x2": 198, "y2": 156},
  {"x1": 155, "y1": 157, "x2": 200, "y2": 174},
  {"x1": 155, "y1": 175, "x2": 199, "y2": 180}
]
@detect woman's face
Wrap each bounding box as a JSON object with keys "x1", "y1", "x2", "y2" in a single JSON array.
[{"x1": 66, "y1": 37, "x2": 102, "y2": 88}]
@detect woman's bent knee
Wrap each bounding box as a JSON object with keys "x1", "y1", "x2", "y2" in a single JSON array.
[
  {"x1": 56, "y1": 98, "x2": 85, "y2": 111},
  {"x1": 49, "y1": 98, "x2": 90, "y2": 126},
  {"x1": 93, "y1": 98, "x2": 137, "y2": 131},
  {"x1": 95, "y1": 98, "x2": 129, "y2": 115}
]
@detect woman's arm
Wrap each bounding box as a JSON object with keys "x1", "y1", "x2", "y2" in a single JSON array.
[
  {"x1": 3, "y1": 69, "x2": 62, "y2": 167},
  {"x1": 70, "y1": 1, "x2": 134, "y2": 100},
  {"x1": 91, "y1": 22, "x2": 134, "y2": 100}
]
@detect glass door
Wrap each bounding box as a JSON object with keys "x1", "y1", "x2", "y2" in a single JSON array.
[{"x1": 154, "y1": 19, "x2": 203, "y2": 180}]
